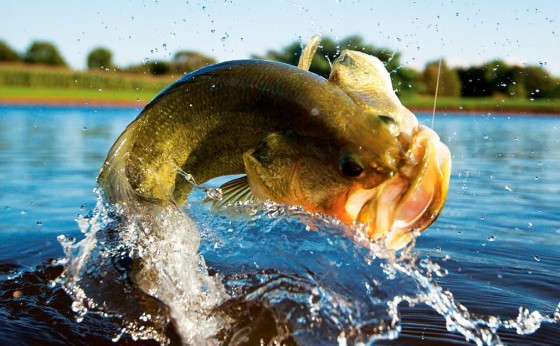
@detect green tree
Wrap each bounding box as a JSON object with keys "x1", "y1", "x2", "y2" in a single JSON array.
[
  {"x1": 0, "y1": 40, "x2": 20, "y2": 62},
  {"x1": 461, "y1": 61, "x2": 555, "y2": 99},
  {"x1": 146, "y1": 60, "x2": 171, "y2": 75},
  {"x1": 257, "y1": 35, "x2": 401, "y2": 79},
  {"x1": 551, "y1": 79, "x2": 560, "y2": 99},
  {"x1": 87, "y1": 47, "x2": 112, "y2": 69},
  {"x1": 506, "y1": 66, "x2": 528, "y2": 98},
  {"x1": 125, "y1": 60, "x2": 172, "y2": 75},
  {"x1": 24, "y1": 41, "x2": 66, "y2": 66},
  {"x1": 255, "y1": 41, "x2": 302, "y2": 69},
  {"x1": 482, "y1": 60, "x2": 515, "y2": 96},
  {"x1": 422, "y1": 60, "x2": 461, "y2": 97},
  {"x1": 457, "y1": 66, "x2": 492, "y2": 97},
  {"x1": 392, "y1": 66, "x2": 423, "y2": 96},
  {"x1": 520, "y1": 65, "x2": 554, "y2": 99},
  {"x1": 172, "y1": 51, "x2": 216, "y2": 74},
  {"x1": 255, "y1": 35, "x2": 417, "y2": 95}
]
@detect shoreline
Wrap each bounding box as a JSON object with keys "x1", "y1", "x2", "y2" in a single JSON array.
[
  {"x1": 408, "y1": 106, "x2": 560, "y2": 116},
  {"x1": 0, "y1": 97, "x2": 146, "y2": 109},
  {"x1": 1, "y1": 97, "x2": 559, "y2": 116}
]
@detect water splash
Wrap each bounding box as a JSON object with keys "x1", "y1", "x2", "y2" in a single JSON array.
[
  {"x1": 57, "y1": 189, "x2": 229, "y2": 344},
  {"x1": 57, "y1": 180, "x2": 559, "y2": 345}
]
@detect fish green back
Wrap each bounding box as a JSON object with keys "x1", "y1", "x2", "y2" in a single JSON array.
[{"x1": 98, "y1": 60, "x2": 372, "y2": 205}]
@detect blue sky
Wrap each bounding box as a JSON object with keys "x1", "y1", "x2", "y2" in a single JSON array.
[{"x1": 2, "y1": 1, "x2": 559, "y2": 75}]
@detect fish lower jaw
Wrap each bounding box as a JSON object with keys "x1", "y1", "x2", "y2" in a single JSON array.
[{"x1": 346, "y1": 128, "x2": 451, "y2": 250}]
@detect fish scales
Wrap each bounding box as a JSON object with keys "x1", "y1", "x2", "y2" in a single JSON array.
[{"x1": 100, "y1": 60, "x2": 372, "y2": 205}]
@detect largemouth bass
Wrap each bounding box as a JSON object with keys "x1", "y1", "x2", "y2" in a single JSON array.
[{"x1": 98, "y1": 37, "x2": 451, "y2": 249}]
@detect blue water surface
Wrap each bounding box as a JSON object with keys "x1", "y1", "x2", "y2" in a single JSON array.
[
  {"x1": 0, "y1": 106, "x2": 137, "y2": 268},
  {"x1": 0, "y1": 105, "x2": 559, "y2": 345}
]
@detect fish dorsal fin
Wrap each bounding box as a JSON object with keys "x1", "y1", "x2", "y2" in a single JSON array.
[
  {"x1": 214, "y1": 175, "x2": 257, "y2": 208},
  {"x1": 298, "y1": 35, "x2": 322, "y2": 71}
]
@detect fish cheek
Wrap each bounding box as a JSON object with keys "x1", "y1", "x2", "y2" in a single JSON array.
[
  {"x1": 293, "y1": 150, "x2": 351, "y2": 214},
  {"x1": 242, "y1": 135, "x2": 298, "y2": 203}
]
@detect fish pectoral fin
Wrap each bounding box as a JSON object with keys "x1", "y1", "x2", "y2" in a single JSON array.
[{"x1": 213, "y1": 175, "x2": 258, "y2": 208}]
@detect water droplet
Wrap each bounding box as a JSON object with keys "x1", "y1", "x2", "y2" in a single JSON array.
[
  {"x1": 205, "y1": 188, "x2": 222, "y2": 200},
  {"x1": 97, "y1": 88, "x2": 102, "y2": 92},
  {"x1": 534, "y1": 255, "x2": 540, "y2": 262},
  {"x1": 36, "y1": 221, "x2": 43, "y2": 226},
  {"x1": 488, "y1": 235, "x2": 496, "y2": 241},
  {"x1": 435, "y1": 246, "x2": 441, "y2": 253},
  {"x1": 57, "y1": 235, "x2": 76, "y2": 245},
  {"x1": 136, "y1": 98, "x2": 140, "y2": 102},
  {"x1": 505, "y1": 185, "x2": 512, "y2": 191}
]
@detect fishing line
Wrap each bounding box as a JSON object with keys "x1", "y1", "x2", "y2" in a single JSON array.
[{"x1": 431, "y1": 57, "x2": 442, "y2": 129}]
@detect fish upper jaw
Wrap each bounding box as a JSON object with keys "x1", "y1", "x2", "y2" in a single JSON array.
[{"x1": 343, "y1": 125, "x2": 451, "y2": 250}]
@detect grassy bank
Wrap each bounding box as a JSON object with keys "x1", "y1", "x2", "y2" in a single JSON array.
[
  {"x1": 0, "y1": 86, "x2": 158, "y2": 106},
  {"x1": 0, "y1": 63, "x2": 173, "y2": 106},
  {"x1": 401, "y1": 96, "x2": 560, "y2": 115},
  {"x1": 2, "y1": 86, "x2": 558, "y2": 114},
  {"x1": 1, "y1": 63, "x2": 559, "y2": 113}
]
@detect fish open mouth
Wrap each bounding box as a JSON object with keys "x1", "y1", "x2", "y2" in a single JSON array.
[{"x1": 345, "y1": 125, "x2": 451, "y2": 249}]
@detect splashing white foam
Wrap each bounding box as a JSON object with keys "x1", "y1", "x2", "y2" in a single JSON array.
[
  {"x1": 56, "y1": 183, "x2": 559, "y2": 345},
  {"x1": 58, "y1": 189, "x2": 230, "y2": 344}
]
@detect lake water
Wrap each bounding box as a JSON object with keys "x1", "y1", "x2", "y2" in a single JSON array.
[{"x1": 0, "y1": 105, "x2": 559, "y2": 345}]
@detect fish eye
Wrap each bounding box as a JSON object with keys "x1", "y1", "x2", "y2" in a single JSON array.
[
  {"x1": 252, "y1": 139, "x2": 272, "y2": 164},
  {"x1": 339, "y1": 156, "x2": 364, "y2": 177},
  {"x1": 377, "y1": 115, "x2": 396, "y2": 124}
]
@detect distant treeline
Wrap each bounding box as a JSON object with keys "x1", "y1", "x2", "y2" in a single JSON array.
[
  {"x1": 0, "y1": 63, "x2": 171, "y2": 93},
  {"x1": 1, "y1": 37, "x2": 559, "y2": 99}
]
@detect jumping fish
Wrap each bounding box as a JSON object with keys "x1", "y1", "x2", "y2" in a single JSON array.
[{"x1": 98, "y1": 36, "x2": 451, "y2": 249}]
